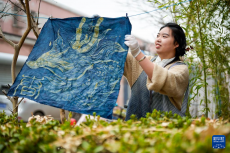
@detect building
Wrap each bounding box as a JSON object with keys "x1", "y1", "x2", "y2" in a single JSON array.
[{"x1": 0, "y1": 0, "x2": 86, "y2": 86}]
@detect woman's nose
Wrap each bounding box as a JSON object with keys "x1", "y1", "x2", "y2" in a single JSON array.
[{"x1": 156, "y1": 37, "x2": 161, "y2": 42}]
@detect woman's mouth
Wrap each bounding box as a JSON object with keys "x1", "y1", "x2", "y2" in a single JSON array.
[{"x1": 156, "y1": 44, "x2": 161, "y2": 49}]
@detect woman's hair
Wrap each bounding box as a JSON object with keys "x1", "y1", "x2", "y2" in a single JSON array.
[{"x1": 160, "y1": 23, "x2": 186, "y2": 60}]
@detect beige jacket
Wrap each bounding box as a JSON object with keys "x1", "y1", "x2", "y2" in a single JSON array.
[{"x1": 123, "y1": 52, "x2": 189, "y2": 110}]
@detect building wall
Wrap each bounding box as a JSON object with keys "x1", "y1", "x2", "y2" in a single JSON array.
[
  {"x1": 0, "y1": 0, "x2": 85, "y2": 93},
  {"x1": 0, "y1": 0, "x2": 84, "y2": 56},
  {"x1": 0, "y1": 39, "x2": 34, "y2": 55},
  {"x1": 0, "y1": 64, "x2": 21, "y2": 88}
]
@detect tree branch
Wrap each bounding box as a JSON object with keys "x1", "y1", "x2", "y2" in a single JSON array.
[
  {"x1": 0, "y1": 1, "x2": 9, "y2": 18},
  {"x1": 11, "y1": 0, "x2": 32, "y2": 82},
  {"x1": 18, "y1": 0, "x2": 40, "y2": 38},
  {"x1": 12, "y1": 97, "x2": 24, "y2": 112},
  {"x1": 0, "y1": 5, "x2": 15, "y2": 19},
  {"x1": 0, "y1": 26, "x2": 15, "y2": 47},
  {"x1": 9, "y1": 0, "x2": 25, "y2": 13},
  {"x1": 31, "y1": 16, "x2": 40, "y2": 38},
  {"x1": 18, "y1": 0, "x2": 26, "y2": 11},
  {"x1": 37, "y1": 0, "x2": 41, "y2": 25},
  {"x1": 17, "y1": 0, "x2": 32, "y2": 49},
  {"x1": 2, "y1": 90, "x2": 11, "y2": 101},
  {"x1": 60, "y1": 109, "x2": 66, "y2": 124}
]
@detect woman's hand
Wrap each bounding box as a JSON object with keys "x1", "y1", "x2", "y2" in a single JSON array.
[
  {"x1": 124, "y1": 35, "x2": 141, "y2": 57},
  {"x1": 125, "y1": 35, "x2": 154, "y2": 79}
]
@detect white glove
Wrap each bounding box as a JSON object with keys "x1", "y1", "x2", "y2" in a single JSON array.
[{"x1": 124, "y1": 35, "x2": 141, "y2": 57}]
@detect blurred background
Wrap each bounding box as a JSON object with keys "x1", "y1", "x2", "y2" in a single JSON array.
[{"x1": 2, "y1": 0, "x2": 226, "y2": 120}]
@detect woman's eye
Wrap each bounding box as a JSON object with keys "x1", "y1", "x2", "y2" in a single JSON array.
[{"x1": 163, "y1": 35, "x2": 167, "y2": 38}]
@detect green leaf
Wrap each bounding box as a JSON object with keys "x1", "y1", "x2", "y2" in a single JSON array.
[
  {"x1": 82, "y1": 141, "x2": 90, "y2": 150},
  {"x1": 0, "y1": 144, "x2": 4, "y2": 151},
  {"x1": 94, "y1": 146, "x2": 104, "y2": 153},
  {"x1": 158, "y1": 3, "x2": 169, "y2": 9}
]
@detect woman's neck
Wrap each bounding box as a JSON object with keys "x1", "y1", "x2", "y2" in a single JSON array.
[
  {"x1": 158, "y1": 54, "x2": 175, "y2": 60},
  {"x1": 157, "y1": 49, "x2": 176, "y2": 60}
]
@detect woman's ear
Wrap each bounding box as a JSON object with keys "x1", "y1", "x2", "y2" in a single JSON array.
[{"x1": 174, "y1": 42, "x2": 179, "y2": 49}]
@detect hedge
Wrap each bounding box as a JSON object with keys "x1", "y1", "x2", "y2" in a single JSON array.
[{"x1": 0, "y1": 110, "x2": 229, "y2": 153}]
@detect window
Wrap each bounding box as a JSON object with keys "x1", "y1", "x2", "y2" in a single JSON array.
[
  {"x1": 31, "y1": 11, "x2": 38, "y2": 19},
  {"x1": 12, "y1": 5, "x2": 24, "y2": 28},
  {"x1": 13, "y1": 5, "x2": 18, "y2": 24},
  {"x1": 0, "y1": 2, "x2": 4, "y2": 12}
]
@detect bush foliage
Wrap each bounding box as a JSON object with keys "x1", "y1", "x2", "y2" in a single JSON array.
[{"x1": 0, "y1": 110, "x2": 230, "y2": 153}]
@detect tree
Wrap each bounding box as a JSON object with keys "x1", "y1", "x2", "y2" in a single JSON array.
[
  {"x1": 0, "y1": 0, "x2": 66, "y2": 123},
  {"x1": 129, "y1": 0, "x2": 230, "y2": 118},
  {"x1": 151, "y1": 0, "x2": 230, "y2": 118}
]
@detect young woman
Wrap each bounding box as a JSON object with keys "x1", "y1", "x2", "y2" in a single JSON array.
[{"x1": 124, "y1": 23, "x2": 189, "y2": 120}]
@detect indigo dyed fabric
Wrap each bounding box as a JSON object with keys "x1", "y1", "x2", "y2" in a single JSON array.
[{"x1": 7, "y1": 17, "x2": 132, "y2": 119}]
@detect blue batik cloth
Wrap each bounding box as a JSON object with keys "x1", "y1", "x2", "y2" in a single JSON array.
[{"x1": 7, "y1": 17, "x2": 132, "y2": 119}]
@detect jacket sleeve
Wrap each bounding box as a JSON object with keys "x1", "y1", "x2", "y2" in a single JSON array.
[
  {"x1": 123, "y1": 52, "x2": 133, "y2": 79},
  {"x1": 146, "y1": 63, "x2": 189, "y2": 98}
]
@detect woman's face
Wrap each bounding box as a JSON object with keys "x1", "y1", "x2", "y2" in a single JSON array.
[{"x1": 155, "y1": 27, "x2": 178, "y2": 58}]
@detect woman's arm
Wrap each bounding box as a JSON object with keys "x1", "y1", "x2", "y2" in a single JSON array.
[
  {"x1": 135, "y1": 52, "x2": 154, "y2": 79},
  {"x1": 147, "y1": 64, "x2": 189, "y2": 97},
  {"x1": 123, "y1": 52, "x2": 153, "y2": 88},
  {"x1": 136, "y1": 52, "x2": 189, "y2": 97},
  {"x1": 124, "y1": 35, "x2": 154, "y2": 79}
]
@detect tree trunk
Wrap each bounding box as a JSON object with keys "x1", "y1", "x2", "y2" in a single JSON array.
[{"x1": 60, "y1": 109, "x2": 65, "y2": 124}]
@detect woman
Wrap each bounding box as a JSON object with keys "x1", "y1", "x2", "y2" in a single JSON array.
[{"x1": 124, "y1": 23, "x2": 189, "y2": 120}]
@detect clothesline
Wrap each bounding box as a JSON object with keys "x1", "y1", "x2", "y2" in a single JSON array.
[{"x1": 0, "y1": 0, "x2": 192, "y2": 19}]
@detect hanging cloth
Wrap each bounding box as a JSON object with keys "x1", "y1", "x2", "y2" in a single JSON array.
[{"x1": 8, "y1": 17, "x2": 132, "y2": 119}]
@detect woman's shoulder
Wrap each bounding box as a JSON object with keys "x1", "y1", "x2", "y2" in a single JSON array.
[
  {"x1": 167, "y1": 59, "x2": 188, "y2": 66},
  {"x1": 166, "y1": 60, "x2": 189, "y2": 73}
]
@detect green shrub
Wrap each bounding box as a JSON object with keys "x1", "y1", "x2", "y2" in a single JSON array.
[{"x1": 0, "y1": 110, "x2": 229, "y2": 153}]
